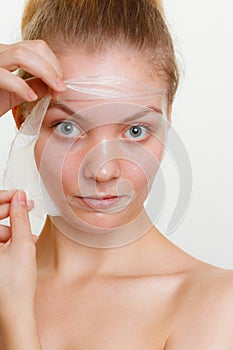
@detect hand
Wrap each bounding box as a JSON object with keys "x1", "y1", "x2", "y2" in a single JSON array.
[
  {"x1": 0, "y1": 40, "x2": 66, "y2": 117},
  {"x1": 0, "y1": 190, "x2": 38, "y2": 314},
  {"x1": 0, "y1": 190, "x2": 37, "y2": 244}
]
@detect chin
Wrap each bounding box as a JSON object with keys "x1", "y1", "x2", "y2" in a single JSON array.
[{"x1": 70, "y1": 205, "x2": 142, "y2": 230}]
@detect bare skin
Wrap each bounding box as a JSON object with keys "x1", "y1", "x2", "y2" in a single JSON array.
[
  {"x1": 1, "y1": 41, "x2": 233, "y2": 350},
  {"x1": 33, "y1": 216, "x2": 233, "y2": 350}
]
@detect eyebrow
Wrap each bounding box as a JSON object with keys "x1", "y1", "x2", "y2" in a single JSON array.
[{"x1": 48, "y1": 102, "x2": 163, "y2": 123}]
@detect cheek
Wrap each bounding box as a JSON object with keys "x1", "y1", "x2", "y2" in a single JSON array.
[
  {"x1": 124, "y1": 167, "x2": 150, "y2": 205},
  {"x1": 148, "y1": 134, "x2": 165, "y2": 158},
  {"x1": 34, "y1": 138, "x2": 82, "y2": 194},
  {"x1": 34, "y1": 135, "x2": 164, "y2": 198},
  {"x1": 34, "y1": 140, "x2": 62, "y2": 200},
  {"x1": 120, "y1": 148, "x2": 163, "y2": 195},
  {"x1": 34, "y1": 138, "x2": 44, "y2": 170},
  {"x1": 60, "y1": 151, "x2": 84, "y2": 192},
  {"x1": 126, "y1": 141, "x2": 164, "y2": 186}
]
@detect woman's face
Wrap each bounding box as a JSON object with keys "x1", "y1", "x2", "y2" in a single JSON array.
[{"x1": 34, "y1": 47, "x2": 170, "y2": 230}]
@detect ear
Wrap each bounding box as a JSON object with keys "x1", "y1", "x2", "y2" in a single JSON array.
[{"x1": 11, "y1": 105, "x2": 25, "y2": 129}]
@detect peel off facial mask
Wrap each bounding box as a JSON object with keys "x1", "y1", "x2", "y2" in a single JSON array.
[{"x1": 3, "y1": 76, "x2": 192, "y2": 248}]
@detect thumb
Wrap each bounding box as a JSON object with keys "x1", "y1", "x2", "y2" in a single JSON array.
[{"x1": 10, "y1": 191, "x2": 34, "y2": 246}]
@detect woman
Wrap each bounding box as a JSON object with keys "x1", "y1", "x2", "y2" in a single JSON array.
[{"x1": 0, "y1": 1, "x2": 233, "y2": 349}]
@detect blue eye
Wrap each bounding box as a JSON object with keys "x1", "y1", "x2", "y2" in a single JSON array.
[
  {"x1": 54, "y1": 122, "x2": 81, "y2": 138},
  {"x1": 124, "y1": 125, "x2": 149, "y2": 141}
]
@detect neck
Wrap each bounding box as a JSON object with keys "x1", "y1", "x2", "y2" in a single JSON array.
[{"x1": 36, "y1": 209, "x2": 163, "y2": 280}]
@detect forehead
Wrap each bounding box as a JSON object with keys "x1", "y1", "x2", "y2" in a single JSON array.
[
  {"x1": 44, "y1": 74, "x2": 166, "y2": 124},
  {"x1": 55, "y1": 47, "x2": 167, "y2": 91}
]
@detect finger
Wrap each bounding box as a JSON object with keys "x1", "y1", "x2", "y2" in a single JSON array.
[
  {"x1": 0, "y1": 68, "x2": 38, "y2": 105},
  {"x1": 0, "y1": 46, "x2": 66, "y2": 93},
  {"x1": 9, "y1": 191, "x2": 34, "y2": 246},
  {"x1": 0, "y1": 225, "x2": 11, "y2": 243},
  {"x1": 13, "y1": 77, "x2": 63, "y2": 111},
  {"x1": 0, "y1": 190, "x2": 34, "y2": 209},
  {"x1": 21, "y1": 78, "x2": 65, "y2": 113},
  {"x1": 22, "y1": 40, "x2": 64, "y2": 78},
  {"x1": 0, "y1": 199, "x2": 34, "y2": 220},
  {"x1": 26, "y1": 77, "x2": 49, "y2": 100},
  {"x1": 0, "y1": 77, "x2": 49, "y2": 115},
  {"x1": 0, "y1": 203, "x2": 13, "y2": 220},
  {"x1": 0, "y1": 228, "x2": 37, "y2": 245},
  {"x1": 0, "y1": 190, "x2": 17, "y2": 204},
  {"x1": 47, "y1": 87, "x2": 65, "y2": 101},
  {"x1": 27, "y1": 200, "x2": 34, "y2": 211},
  {"x1": 0, "y1": 41, "x2": 63, "y2": 78}
]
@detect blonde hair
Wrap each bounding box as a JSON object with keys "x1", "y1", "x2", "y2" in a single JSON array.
[{"x1": 21, "y1": 0, "x2": 178, "y2": 103}]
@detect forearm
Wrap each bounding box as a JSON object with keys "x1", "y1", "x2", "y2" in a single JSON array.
[{"x1": 0, "y1": 305, "x2": 42, "y2": 350}]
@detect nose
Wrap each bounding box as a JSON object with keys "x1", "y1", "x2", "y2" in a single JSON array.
[
  {"x1": 89, "y1": 159, "x2": 121, "y2": 183},
  {"x1": 82, "y1": 139, "x2": 122, "y2": 183}
]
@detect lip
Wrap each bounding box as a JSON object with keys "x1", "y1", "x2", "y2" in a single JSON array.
[
  {"x1": 67, "y1": 192, "x2": 134, "y2": 212},
  {"x1": 77, "y1": 196, "x2": 121, "y2": 210}
]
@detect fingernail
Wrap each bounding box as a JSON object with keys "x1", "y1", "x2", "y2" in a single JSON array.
[
  {"x1": 28, "y1": 89, "x2": 38, "y2": 101},
  {"x1": 55, "y1": 77, "x2": 66, "y2": 91},
  {"x1": 15, "y1": 191, "x2": 27, "y2": 206},
  {"x1": 27, "y1": 200, "x2": 34, "y2": 209}
]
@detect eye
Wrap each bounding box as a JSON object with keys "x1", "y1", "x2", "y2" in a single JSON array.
[
  {"x1": 54, "y1": 121, "x2": 81, "y2": 138},
  {"x1": 124, "y1": 125, "x2": 149, "y2": 141}
]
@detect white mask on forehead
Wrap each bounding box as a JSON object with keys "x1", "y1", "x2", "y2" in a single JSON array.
[{"x1": 3, "y1": 75, "x2": 180, "y2": 248}]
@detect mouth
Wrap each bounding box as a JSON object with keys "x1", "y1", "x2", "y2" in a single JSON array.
[
  {"x1": 67, "y1": 193, "x2": 134, "y2": 212},
  {"x1": 78, "y1": 196, "x2": 121, "y2": 209}
]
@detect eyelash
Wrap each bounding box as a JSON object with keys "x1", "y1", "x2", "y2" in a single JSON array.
[
  {"x1": 52, "y1": 120, "x2": 83, "y2": 139},
  {"x1": 123, "y1": 124, "x2": 153, "y2": 143},
  {"x1": 52, "y1": 120, "x2": 153, "y2": 143}
]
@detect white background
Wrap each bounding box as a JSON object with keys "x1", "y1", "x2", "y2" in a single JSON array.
[{"x1": 0, "y1": 1, "x2": 233, "y2": 268}]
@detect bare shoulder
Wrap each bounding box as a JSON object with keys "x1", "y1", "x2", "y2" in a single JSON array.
[
  {"x1": 182, "y1": 264, "x2": 233, "y2": 315},
  {"x1": 183, "y1": 262, "x2": 233, "y2": 304},
  {"x1": 166, "y1": 264, "x2": 233, "y2": 349}
]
